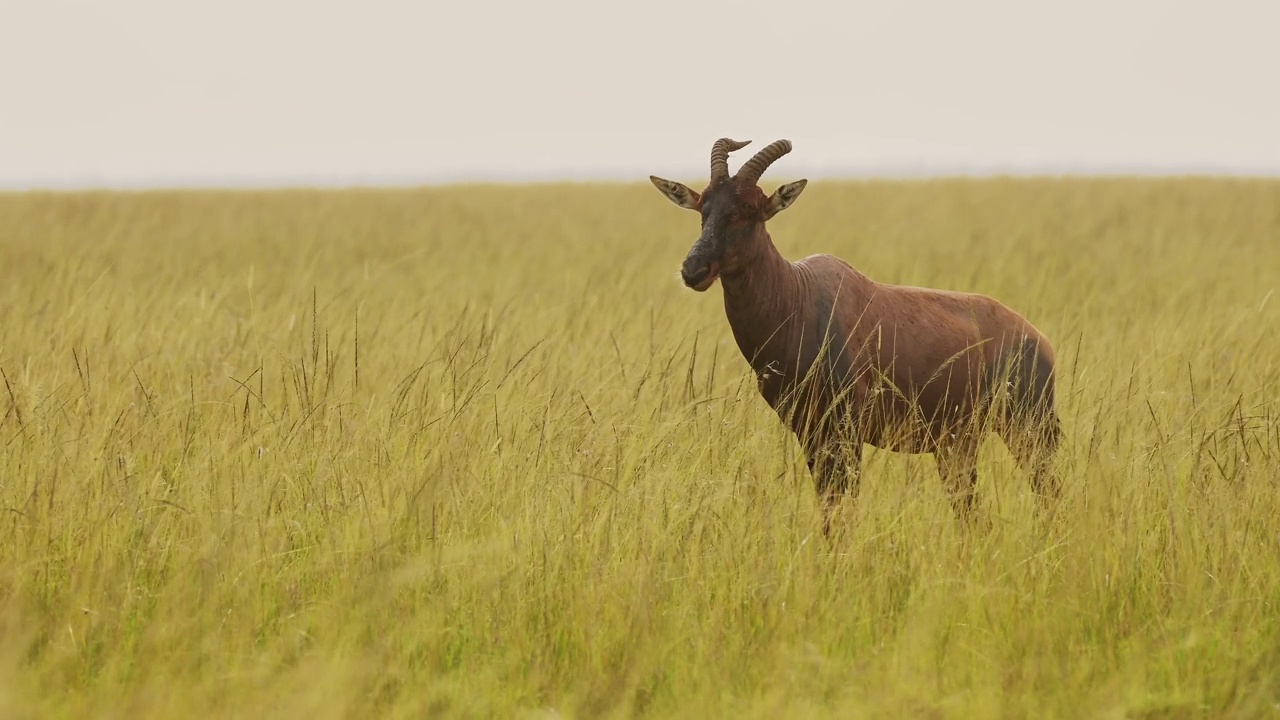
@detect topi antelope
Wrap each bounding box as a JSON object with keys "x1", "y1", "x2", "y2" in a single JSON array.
[{"x1": 649, "y1": 138, "x2": 1062, "y2": 536}]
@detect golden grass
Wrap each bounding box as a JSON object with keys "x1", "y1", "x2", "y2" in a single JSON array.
[{"x1": 0, "y1": 178, "x2": 1278, "y2": 718}]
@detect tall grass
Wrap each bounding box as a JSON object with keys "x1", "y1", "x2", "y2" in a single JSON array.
[{"x1": 0, "y1": 179, "x2": 1278, "y2": 718}]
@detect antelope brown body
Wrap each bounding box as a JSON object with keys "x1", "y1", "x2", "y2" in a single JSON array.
[{"x1": 650, "y1": 138, "x2": 1062, "y2": 535}]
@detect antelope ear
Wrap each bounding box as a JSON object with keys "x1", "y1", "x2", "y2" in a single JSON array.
[
  {"x1": 764, "y1": 179, "x2": 808, "y2": 220},
  {"x1": 649, "y1": 176, "x2": 701, "y2": 211}
]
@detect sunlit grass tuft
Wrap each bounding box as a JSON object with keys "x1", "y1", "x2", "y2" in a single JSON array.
[{"x1": 1, "y1": 179, "x2": 1278, "y2": 717}]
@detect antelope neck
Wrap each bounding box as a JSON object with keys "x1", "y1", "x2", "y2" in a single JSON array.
[{"x1": 720, "y1": 229, "x2": 800, "y2": 373}]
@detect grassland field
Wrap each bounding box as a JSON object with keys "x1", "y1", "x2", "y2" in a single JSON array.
[{"x1": 1, "y1": 178, "x2": 1278, "y2": 718}]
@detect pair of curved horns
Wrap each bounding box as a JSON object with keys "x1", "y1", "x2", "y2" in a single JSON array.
[{"x1": 709, "y1": 138, "x2": 793, "y2": 184}]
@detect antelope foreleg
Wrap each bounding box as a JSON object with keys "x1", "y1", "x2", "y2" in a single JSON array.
[{"x1": 806, "y1": 440, "x2": 862, "y2": 538}]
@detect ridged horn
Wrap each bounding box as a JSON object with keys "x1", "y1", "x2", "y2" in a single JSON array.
[
  {"x1": 737, "y1": 139, "x2": 793, "y2": 184},
  {"x1": 710, "y1": 138, "x2": 751, "y2": 180}
]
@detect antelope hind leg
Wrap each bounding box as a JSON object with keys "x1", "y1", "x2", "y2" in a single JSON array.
[
  {"x1": 934, "y1": 435, "x2": 981, "y2": 525},
  {"x1": 1005, "y1": 416, "x2": 1062, "y2": 514}
]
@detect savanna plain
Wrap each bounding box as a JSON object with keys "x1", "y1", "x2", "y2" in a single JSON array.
[{"x1": 1, "y1": 178, "x2": 1278, "y2": 719}]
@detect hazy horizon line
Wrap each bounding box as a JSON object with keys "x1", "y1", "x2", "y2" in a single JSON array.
[{"x1": 4, "y1": 161, "x2": 1280, "y2": 192}]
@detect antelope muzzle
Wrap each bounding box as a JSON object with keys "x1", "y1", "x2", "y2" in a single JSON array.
[{"x1": 681, "y1": 250, "x2": 720, "y2": 292}]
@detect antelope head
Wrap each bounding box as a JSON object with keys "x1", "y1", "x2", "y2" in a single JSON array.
[{"x1": 650, "y1": 138, "x2": 808, "y2": 291}]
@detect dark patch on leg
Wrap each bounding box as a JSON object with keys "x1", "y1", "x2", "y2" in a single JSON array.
[
  {"x1": 990, "y1": 338, "x2": 1052, "y2": 419},
  {"x1": 798, "y1": 406, "x2": 863, "y2": 539},
  {"x1": 935, "y1": 435, "x2": 981, "y2": 525},
  {"x1": 993, "y1": 337, "x2": 1063, "y2": 510},
  {"x1": 808, "y1": 440, "x2": 863, "y2": 538}
]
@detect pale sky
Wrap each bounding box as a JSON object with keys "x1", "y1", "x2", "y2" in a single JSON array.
[{"x1": 2, "y1": 0, "x2": 1278, "y2": 188}]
